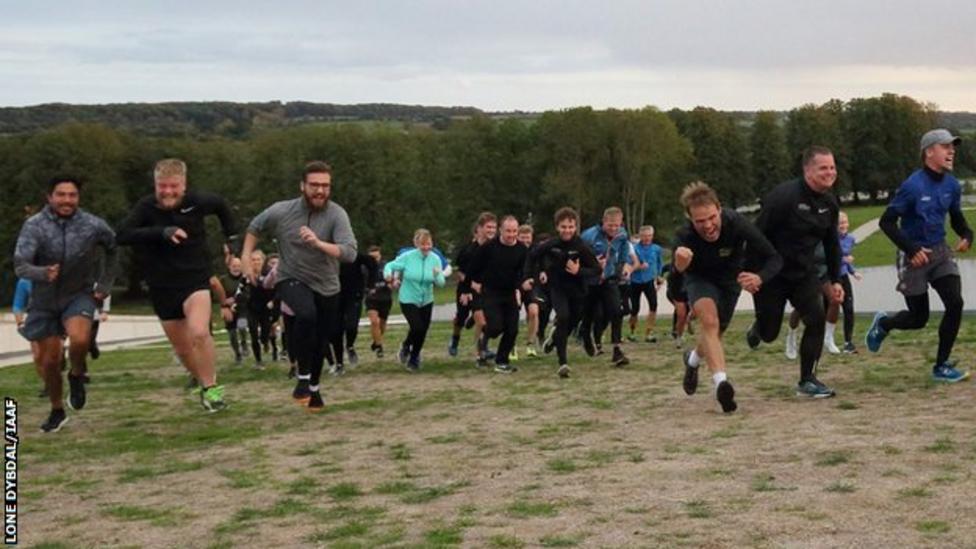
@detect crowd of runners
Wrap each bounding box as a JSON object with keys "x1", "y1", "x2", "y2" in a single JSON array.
[{"x1": 11, "y1": 129, "x2": 972, "y2": 432}]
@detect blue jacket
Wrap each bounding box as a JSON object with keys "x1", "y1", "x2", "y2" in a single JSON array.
[
  {"x1": 580, "y1": 224, "x2": 631, "y2": 282},
  {"x1": 839, "y1": 233, "x2": 856, "y2": 276},
  {"x1": 383, "y1": 249, "x2": 446, "y2": 306},
  {"x1": 887, "y1": 168, "x2": 963, "y2": 248}
]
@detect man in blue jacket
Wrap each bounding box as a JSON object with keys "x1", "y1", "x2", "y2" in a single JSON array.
[
  {"x1": 580, "y1": 206, "x2": 634, "y2": 367},
  {"x1": 866, "y1": 129, "x2": 973, "y2": 383}
]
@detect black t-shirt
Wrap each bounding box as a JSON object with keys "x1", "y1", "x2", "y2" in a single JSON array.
[
  {"x1": 674, "y1": 209, "x2": 782, "y2": 285},
  {"x1": 454, "y1": 240, "x2": 481, "y2": 293},
  {"x1": 118, "y1": 190, "x2": 237, "y2": 288},
  {"x1": 339, "y1": 253, "x2": 378, "y2": 297},
  {"x1": 754, "y1": 178, "x2": 840, "y2": 282}
]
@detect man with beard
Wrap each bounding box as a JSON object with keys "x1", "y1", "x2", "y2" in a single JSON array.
[
  {"x1": 242, "y1": 161, "x2": 357, "y2": 411},
  {"x1": 15, "y1": 176, "x2": 118, "y2": 432},
  {"x1": 118, "y1": 159, "x2": 237, "y2": 412}
]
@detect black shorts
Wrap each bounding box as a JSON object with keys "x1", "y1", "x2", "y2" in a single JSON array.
[
  {"x1": 685, "y1": 275, "x2": 741, "y2": 332},
  {"x1": 519, "y1": 288, "x2": 537, "y2": 312},
  {"x1": 365, "y1": 298, "x2": 392, "y2": 320},
  {"x1": 470, "y1": 291, "x2": 484, "y2": 312},
  {"x1": 149, "y1": 282, "x2": 211, "y2": 321},
  {"x1": 630, "y1": 282, "x2": 658, "y2": 313}
]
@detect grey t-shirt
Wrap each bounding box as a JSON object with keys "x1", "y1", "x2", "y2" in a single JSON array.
[{"x1": 248, "y1": 198, "x2": 357, "y2": 297}]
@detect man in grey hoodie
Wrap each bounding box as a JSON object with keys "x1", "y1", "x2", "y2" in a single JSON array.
[{"x1": 14, "y1": 176, "x2": 117, "y2": 433}]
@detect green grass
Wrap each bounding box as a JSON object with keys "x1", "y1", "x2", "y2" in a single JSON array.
[
  {"x1": 507, "y1": 500, "x2": 559, "y2": 519},
  {"x1": 851, "y1": 207, "x2": 976, "y2": 267}
]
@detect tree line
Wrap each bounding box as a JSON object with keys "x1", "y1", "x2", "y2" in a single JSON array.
[{"x1": 2, "y1": 93, "x2": 974, "y2": 304}]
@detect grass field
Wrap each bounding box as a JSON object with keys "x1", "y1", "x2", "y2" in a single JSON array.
[
  {"x1": 6, "y1": 314, "x2": 976, "y2": 548},
  {"x1": 848, "y1": 208, "x2": 976, "y2": 268}
]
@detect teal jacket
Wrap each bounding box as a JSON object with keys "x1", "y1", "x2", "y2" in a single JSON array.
[{"x1": 383, "y1": 248, "x2": 446, "y2": 306}]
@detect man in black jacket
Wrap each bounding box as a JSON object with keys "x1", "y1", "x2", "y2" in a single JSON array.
[{"x1": 746, "y1": 146, "x2": 844, "y2": 398}]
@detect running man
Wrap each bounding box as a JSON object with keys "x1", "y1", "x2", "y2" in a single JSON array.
[
  {"x1": 242, "y1": 160, "x2": 357, "y2": 410},
  {"x1": 526, "y1": 207, "x2": 601, "y2": 378},
  {"x1": 746, "y1": 146, "x2": 844, "y2": 398},
  {"x1": 580, "y1": 207, "x2": 633, "y2": 367},
  {"x1": 118, "y1": 159, "x2": 237, "y2": 412},
  {"x1": 468, "y1": 216, "x2": 531, "y2": 373},
  {"x1": 15, "y1": 176, "x2": 118, "y2": 432},
  {"x1": 629, "y1": 225, "x2": 665, "y2": 343},
  {"x1": 866, "y1": 129, "x2": 972, "y2": 382},
  {"x1": 365, "y1": 246, "x2": 393, "y2": 358},
  {"x1": 449, "y1": 212, "x2": 497, "y2": 359},
  {"x1": 515, "y1": 224, "x2": 539, "y2": 359},
  {"x1": 333, "y1": 251, "x2": 378, "y2": 370},
  {"x1": 218, "y1": 257, "x2": 249, "y2": 363},
  {"x1": 675, "y1": 182, "x2": 782, "y2": 413}
]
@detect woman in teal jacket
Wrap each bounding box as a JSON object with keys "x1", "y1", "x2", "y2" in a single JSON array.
[{"x1": 384, "y1": 229, "x2": 446, "y2": 371}]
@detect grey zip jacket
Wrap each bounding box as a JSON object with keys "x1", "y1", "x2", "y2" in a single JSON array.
[{"x1": 13, "y1": 205, "x2": 118, "y2": 312}]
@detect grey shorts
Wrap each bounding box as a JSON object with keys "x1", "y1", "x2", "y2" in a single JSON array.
[
  {"x1": 685, "y1": 275, "x2": 741, "y2": 333},
  {"x1": 21, "y1": 293, "x2": 97, "y2": 341},
  {"x1": 896, "y1": 244, "x2": 959, "y2": 296}
]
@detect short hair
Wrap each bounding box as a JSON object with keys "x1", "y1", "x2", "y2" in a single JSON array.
[
  {"x1": 413, "y1": 228, "x2": 432, "y2": 246},
  {"x1": 639, "y1": 225, "x2": 655, "y2": 234},
  {"x1": 603, "y1": 206, "x2": 623, "y2": 220},
  {"x1": 476, "y1": 211, "x2": 497, "y2": 227},
  {"x1": 499, "y1": 215, "x2": 518, "y2": 228},
  {"x1": 801, "y1": 146, "x2": 833, "y2": 167},
  {"x1": 268, "y1": 253, "x2": 280, "y2": 260},
  {"x1": 154, "y1": 158, "x2": 187, "y2": 181},
  {"x1": 303, "y1": 160, "x2": 333, "y2": 182},
  {"x1": 47, "y1": 175, "x2": 82, "y2": 194},
  {"x1": 368, "y1": 245, "x2": 381, "y2": 253},
  {"x1": 680, "y1": 181, "x2": 721, "y2": 214},
  {"x1": 553, "y1": 207, "x2": 579, "y2": 227},
  {"x1": 250, "y1": 249, "x2": 266, "y2": 260},
  {"x1": 518, "y1": 224, "x2": 534, "y2": 235}
]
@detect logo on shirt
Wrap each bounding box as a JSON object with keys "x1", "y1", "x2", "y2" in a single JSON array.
[
  {"x1": 817, "y1": 208, "x2": 829, "y2": 214},
  {"x1": 921, "y1": 196, "x2": 932, "y2": 202},
  {"x1": 798, "y1": 203, "x2": 811, "y2": 211},
  {"x1": 719, "y1": 248, "x2": 732, "y2": 257},
  {"x1": 180, "y1": 206, "x2": 196, "y2": 213}
]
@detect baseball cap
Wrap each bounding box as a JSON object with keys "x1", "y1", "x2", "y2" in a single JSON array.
[{"x1": 919, "y1": 129, "x2": 961, "y2": 151}]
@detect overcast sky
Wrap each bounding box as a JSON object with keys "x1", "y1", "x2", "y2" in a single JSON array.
[{"x1": 3, "y1": 0, "x2": 975, "y2": 111}]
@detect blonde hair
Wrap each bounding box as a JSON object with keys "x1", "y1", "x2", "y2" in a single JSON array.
[
  {"x1": 518, "y1": 224, "x2": 534, "y2": 235},
  {"x1": 154, "y1": 158, "x2": 187, "y2": 181},
  {"x1": 680, "y1": 181, "x2": 720, "y2": 214},
  {"x1": 603, "y1": 206, "x2": 623, "y2": 220},
  {"x1": 413, "y1": 228, "x2": 432, "y2": 246}
]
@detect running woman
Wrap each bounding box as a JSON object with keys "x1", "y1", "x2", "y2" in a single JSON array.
[
  {"x1": 118, "y1": 159, "x2": 237, "y2": 412},
  {"x1": 15, "y1": 176, "x2": 118, "y2": 431},
  {"x1": 218, "y1": 257, "x2": 249, "y2": 363},
  {"x1": 383, "y1": 229, "x2": 446, "y2": 371},
  {"x1": 830, "y1": 212, "x2": 862, "y2": 354},
  {"x1": 675, "y1": 182, "x2": 782, "y2": 413},
  {"x1": 242, "y1": 160, "x2": 357, "y2": 411},
  {"x1": 866, "y1": 129, "x2": 973, "y2": 382}
]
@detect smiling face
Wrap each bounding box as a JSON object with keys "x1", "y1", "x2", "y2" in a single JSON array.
[
  {"x1": 838, "y1": 212, "x2": 849, "y2": 235},
  {"x1": 803, "y1": 153, "x2": 837, "y2": 194},
  {"x1": 639, "y1": 228, "x2": 654, "y2": 245},
  {"x1": 301, "y1": 172, "x2": 332, "y2": 211},
  {"x1": 479, "y1": 220, "x2": 497, "y2": 242},
  {"x1": 500, "y1": 218, "x2": 519, "y2": 245},
  {"x1": 228, "y1": 257, "x2": 242, "y2": 276},
  {"x1": 689, "y1": 203, "x2": 722, "y2": 243},
  {"x1": 925, "y1": 142, "x2": 955, "y2": 173},
  {"x1": 602, "y1": 214, "x2": 622, "y2": 239},
  {"x1": 557, "y1": 218, "x2": 577, "y2": 241},
  {"x1": 48, "y1": 181, "x2": 80, "y2": 218},
  {"x1": 417, "y1": 237, "x2": 433, "y2": 255},
  {"x1": 250, "y1": 252, "x2": 266, "y2": 273},
  {"x1": 155, "y1": 175, "x2": 186, "y2": 210}
]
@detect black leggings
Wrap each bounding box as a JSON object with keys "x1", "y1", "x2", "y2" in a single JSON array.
[
  {"x1": 277, "y1": 280, "x2": 338, "y2": 386},
  {"x1": 550, "y1": 286, "x2": 586, "y2": 365},
  {"x1": 247, "y1": 308, "x2": 275, "y2": 362},
  {"x1": 330, "y1": 293, "x2": 364, "y2": 362},
  {"x1": 581, "y1": 283, "x2": 622, "y2": 346},
  {"x1": 839, "y1": 275, "x2": 855, "y2": 343},
  {"x1": 401, "y1": 303, "x2": 433, "y2": 361},
  {"x1": 880, "y1": 275, "x2": 962, "y2": 365},
  {"x1": 753, "y1": 276, "x2": 825, "y2": 381},
  {"x1": 629, "y1": 282, "x2": 657, "y2": 316},
  {"x1": 483, "y1": 291, "x2": 520, "y2": 364}
]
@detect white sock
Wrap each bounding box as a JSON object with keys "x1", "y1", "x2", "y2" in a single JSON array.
[
  {"x1": 713, "y1": 371, "x2": 727, "y2": 386},
  {"x1": 787, "y1": 327, "x2": 796, "y2": 337},
  {"x1": 688, "y1": 349, "x2": 701, "y2": 368},
  {"x1": 298, "y1": 374, "x2": 310, "y2": 381},
  {"x1": 825, "y1": 322, "x2": 836, "y2": 339},
  {"x1": 309, "y1": 384, "x2": 320, "y2": 392}
]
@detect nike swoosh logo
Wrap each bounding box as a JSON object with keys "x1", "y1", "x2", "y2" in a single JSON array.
[{"x1": 180, "y1": 206, "x2": 196, "y2": 213}]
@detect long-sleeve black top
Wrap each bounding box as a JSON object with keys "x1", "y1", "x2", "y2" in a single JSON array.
[
  {"x1": 674, "y1": 209, "x2": 782, "y2": 284},
  {"x1": 117, "y1": 190, "x2": 238, "y2": 288},
  {"x1": 525, "y1": 235, "x2": 601, "y2": 292},
  {"x1": 753, "y1": 178, "x2": 841, "y2": 283},
  {"x1": 467, "y1": 237, "x2": 529, "y2": 294}
]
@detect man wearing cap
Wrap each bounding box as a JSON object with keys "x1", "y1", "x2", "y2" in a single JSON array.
[{"x1": 865, "y1": 129, "x2": 972, "y2": 382}]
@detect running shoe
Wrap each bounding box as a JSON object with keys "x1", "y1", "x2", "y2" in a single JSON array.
[
  {"x1": 796, "y1": 377, "x2": 836, "y2": 398},
  {"x1": 398, "y1": 343, "x2": 410, "y2": 365},
  {"x1": 509, "y1": 348, "x2": 519, "y2": 362},
  {"x1": 557, "y1": 364, "x2": 571, "y2": 378},
  {"x1": 525, "y1": 344, "x2": 538, "y2": 358},
  {"x1": 347, "y1": 347, "x2": 359, "y2": 367},
  {"x1": 67, "y1": 372, "x2": 86, "y2": 411},
  {"x1": 682, "y1": 350, "x2": 698, "y2": 395},
  {"x1": 406, "y1": 358, "x2": 421, "y2": 372},
  {"x1": 645, "y1": 334, "x2": 657, "y2": 343},
  {"x1": 842, "y1": 342, "x2": 858, "y2": 354},
  {"x1": 932, "y1": 362, "x2": 970, "y2": 383},
  {"x1": 865, "y1": 312, "x2": 888, "y2": 353},
  {"x1": 626, "y1": 334, "x2": 637, "y2": 342},
  {"x1": 824, "y1": 336, "x2": 841, "y2": 355},
  {"x1": 329, "y1": 363, "x2": 345, "y2": 377},
  {"x1": 582, "y1": 335, "x2": 596, "y2": 357},
  {"x1": 543, "y1": 331, "x2": 556, "y2": 354},
  {"x1": 494, "y1": 363, "x2": 518, "y2": 374},
  {"x1": 40, "y1": 409, "x2": 69, "y2": 433},
  {"x1": 716, "y1": 380, "x2": 737, "y2": 413},
  {"x1": 307, "y1": 390, "x2": 325, "y2": 411},
  {"x1": 200, "y1": 385, "x2": 227, "y2": 412},
  {"x1": 447, "y1": 343, "x2": 458, "y2": 357},
  {"x1": 293, "y1": 379, "x2": 311, "y2": 403},
  {"x1": 611, "y1": 346, "x2": 629, "y2": 367}
]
